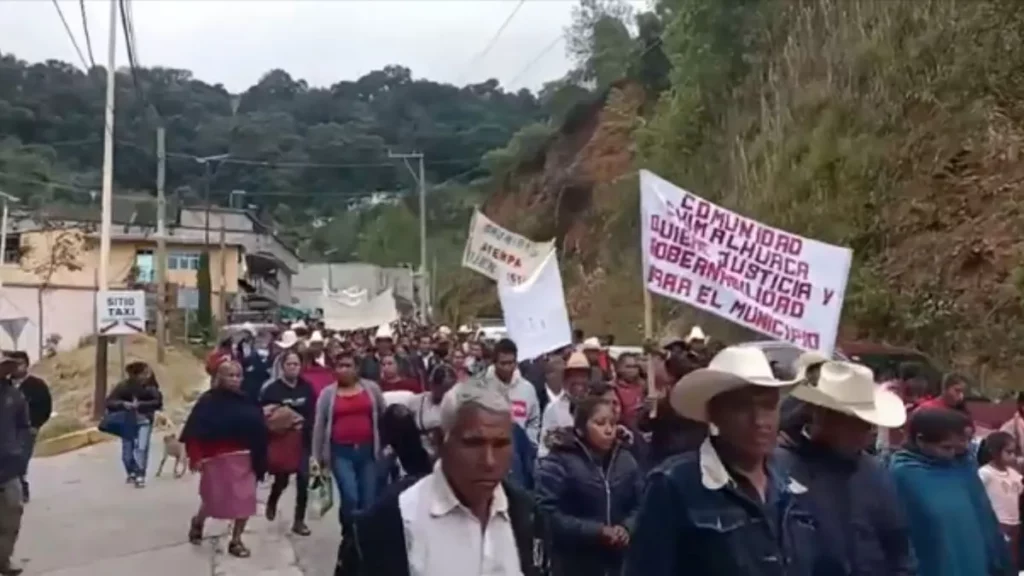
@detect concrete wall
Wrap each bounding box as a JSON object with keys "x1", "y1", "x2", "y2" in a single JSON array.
[
  {"x1": 0, "y1": 286, "x2": 96, "y2": 362},
  {"x1": 291, "y1": 263, "x2": 425, "y2": 312}
]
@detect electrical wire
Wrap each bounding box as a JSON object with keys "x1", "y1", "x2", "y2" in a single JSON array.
[
  {"x1": 456, "y1": 0, "x2": 527, "y2": 84},
  {"x1": 506, "y1": 35, "x2": 564, "y2": 88},
  {"x1": 51, "y1": 0, "x2": 90, "y2": 71},
  {"x1": 78, "y1": 0, "x2": 97, "y2": 69}
]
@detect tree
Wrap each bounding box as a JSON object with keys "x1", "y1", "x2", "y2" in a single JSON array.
[{"x1": 23, "y1": 221, "x2": 87, "y2": 353}]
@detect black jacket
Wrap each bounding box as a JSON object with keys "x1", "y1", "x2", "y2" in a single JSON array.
[
  {"x1": 18, "y1": 374, "x2": 52, "y2": 429},
  {"x1": 106, "y1": 379, "x2": 164, "y2": 419},
  {"x1": 337, "y1": 475, "x2": 548, "y2": 576},
  {"x1": 0, "y1": 380, "x2": 30, "y2": 483},
  {"x1": 535, "y1": 430, "x2": 644, "y2": 576},
  {"x1": 774, "y1": 434, "x2": 917, "y2": 576}
]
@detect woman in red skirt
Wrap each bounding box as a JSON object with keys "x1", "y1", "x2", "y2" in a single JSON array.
[{"x1": 180, "y1": 360, "x2": 268, "y2": 558}]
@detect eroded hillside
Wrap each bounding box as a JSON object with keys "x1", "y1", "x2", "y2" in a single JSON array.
[{"x1": 458, "y1": 0, "x2": 1024, "y2": 390}]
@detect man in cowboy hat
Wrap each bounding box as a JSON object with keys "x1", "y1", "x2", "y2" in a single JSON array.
[
  {"x1": 625, "y1": 346, "x2": 838, "y2": 576},
  {"x1": 774, "y1": 361, "x2": 915, "y2": 576}
]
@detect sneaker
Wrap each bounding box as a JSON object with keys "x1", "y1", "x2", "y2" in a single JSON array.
[
  {"x1": 134, "y1": 477, "x2": 146, "y2": 489},
  {"x1": 126, "y1": 474, "x2": 135, "y2": 484},
  {"x1": 291, "y1": 522, "x2": 311, "y2": 536}
]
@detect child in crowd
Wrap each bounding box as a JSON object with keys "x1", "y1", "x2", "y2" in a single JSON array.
[{"x1": 979, "y1": 431, "x2": 1023, "y2": 568}]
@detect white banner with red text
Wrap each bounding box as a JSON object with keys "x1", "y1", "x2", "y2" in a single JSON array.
[
  {"x1": 639, "y1": 170, "x2": 852, "y2": 357},
  {"x1": 462, "y1": 209, "x2": 555, "y2": 286}
]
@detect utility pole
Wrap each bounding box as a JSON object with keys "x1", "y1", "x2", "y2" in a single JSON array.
[
  {"x1": 388, "y1": 151, "x2": 428, "y2": 323},
  {"x1": 94, "y1": 0, "x2": 118, "y2": 420},
  {"x1": 219, "y1": 212, "x2": 227, "y2": 322},
  {"x1": 155, "y1": 126, "x2": 167, "y2": 363}
]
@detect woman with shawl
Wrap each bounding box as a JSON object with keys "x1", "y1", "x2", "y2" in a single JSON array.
[{"x1": 180, "y1": 360, "x2": 268, "y2": 558}]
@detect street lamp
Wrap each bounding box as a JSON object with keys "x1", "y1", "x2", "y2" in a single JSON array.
[{"x1": 324, "y1": 248, "x2": 339, "y2": 291}]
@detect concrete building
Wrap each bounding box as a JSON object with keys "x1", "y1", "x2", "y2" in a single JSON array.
[
  {"x1": 292, "y1": 262, "x2": 429, "y2": 318},
  {"x1": 0, "y1": 200, "x2": 300, "y2": 360}
]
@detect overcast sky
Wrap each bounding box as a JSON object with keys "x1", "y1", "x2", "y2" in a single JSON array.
[{"x1": 0, "y1": 0, "x2": 646, "y2": 93}]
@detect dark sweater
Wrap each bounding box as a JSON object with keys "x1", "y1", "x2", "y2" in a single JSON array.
[
  {"x1": 259, "y1": 377, "x2": 316, "y2": 447},
  {"x1": 18, "y1": 374, "x2": 52, "y2": 429}
]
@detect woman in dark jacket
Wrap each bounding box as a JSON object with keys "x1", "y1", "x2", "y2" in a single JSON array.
[
  {"x1": 535, "y1": 395, "x2": 644, "y2": 576},
  {"x1": 259, "y1": 349, "x2": 316, "y2": 536},
  {"x1": 105, "y1": 362, "x2": 163, "y2": 487}
]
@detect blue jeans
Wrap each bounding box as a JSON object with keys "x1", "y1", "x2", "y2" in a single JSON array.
[
  {"x1": 330, "y1": 443, "x2": 376, "y2": 526},
  {"x1": 121, "y1": 420, "x2": 152, "y2": 478}
]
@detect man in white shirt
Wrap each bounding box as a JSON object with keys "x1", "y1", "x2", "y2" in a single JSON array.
[
  {"x1": 337, "y1": 378, "x2": 546, "y2": 576},
  {"x1": 538, "y1": 351, "x2": 592, "y2": 458}
]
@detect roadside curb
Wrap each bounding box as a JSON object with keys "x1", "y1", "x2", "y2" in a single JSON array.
[{"x1": 33, "y1": 428, "x2": 115, "y2": 458}]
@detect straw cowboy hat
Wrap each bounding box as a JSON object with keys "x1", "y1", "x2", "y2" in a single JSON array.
[
  {"x1": 375, "y1": 324, "x2": 394, "y2": 340},
  {"x1": 791, "y1": 361, "x2": 907, "y2": 428},
  {"x1": 793, "y1": 350, "x2": 829, "y2": 381},
  {"x1": 276, "y1": 330, "x2": 299, "y2": 349},
  {"x1": 670, "y1": 345, "x2": 798, "y2": 422},
  {"x1": 565, "y1": 351, "x2": 590, "y2": 371},
  {"x1": 685, "y1": 325, "x2": 707, "y2": 343}
]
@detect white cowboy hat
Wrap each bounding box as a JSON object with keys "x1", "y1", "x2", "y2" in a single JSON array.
[
  {"x1": 670, "y1": 345, "x2": 797, "y2": 422},
  {"x1": 685, "y1": 325, "x2": 707, "y2": 343},
  {"x1": 290, "y1": 320, "x2": 307, "y2": 330},
  {"x1": 581, "y1": 337, "x2": 602, "y2": 351},
  {"x1": 375, "y1": 324, "x2": 394, "y2": 340},
  {"x1": 276, "y1": 330, "x2": 299, "y2": 349},
  {"x1": 457, "y1": 324, "x2": 472, "y2": 334},
  {"x1": 791, "y1": 361, "x2": 906, "y2": 428},
  {"x1": 659, "y1": 334, "x2": 686, "y2": 350},
  {"x1": 565, "y1": 351, "x2": 590, "y2": 371},
  {"x1": 793, "y1": 350, "x2": 829, "y2": 381},
  {"x1": 308, "y1": 330, "x2": 325, "y2": 344},
  {"x1": 437, "y1": 325, "x2": 453, "y2": 337}
]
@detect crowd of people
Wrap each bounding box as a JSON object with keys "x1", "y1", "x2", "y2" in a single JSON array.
[{"x1": 4, "y1": 315, "x2": 1024, "y2": 576}]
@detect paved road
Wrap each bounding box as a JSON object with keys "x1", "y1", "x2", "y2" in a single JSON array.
[{"x1": 14, "y1": 441, "x2": 339, "y2": 575}]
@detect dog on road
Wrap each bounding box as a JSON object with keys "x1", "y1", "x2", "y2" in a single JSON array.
[{"x1": 155, "y1": 432, "x2": 189, "y2": 478}]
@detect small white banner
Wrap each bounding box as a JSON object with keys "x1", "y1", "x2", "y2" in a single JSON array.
[
  {"x1": 462, "y1": 209, "x2": 555, "y2": 286},
  {"x1": 498, "y1": 250, "x2": 573, "y2": 361},
  {"x1": 96, "y1": 290, "x2": 147, "y2": 336},
  {"x1": 640, "y1": 170, "x2": 852, "y2": 357}
]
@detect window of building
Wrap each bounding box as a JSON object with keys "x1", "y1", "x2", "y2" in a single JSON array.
[
  {"x1": 168, "y1": 252, "x2": 201, "y2": 271},
  {"x1": 1, "y1": 234, "x2": 21, "y2": 265},
  {"x1": 133, "y1": 249, "x2": 155, "y2": 283}
]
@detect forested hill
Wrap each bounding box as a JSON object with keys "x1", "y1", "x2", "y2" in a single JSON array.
[{"x1": 0, "y1": 55, "x2": 544, "y2": 256}]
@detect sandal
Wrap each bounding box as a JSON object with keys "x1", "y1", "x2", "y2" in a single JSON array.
[
  {"x1": 227, "y1": 540, "x2": 251, "y2": 558},
  {"x1": 188, "y1": 517, "x2": 204, "y2": 545}
]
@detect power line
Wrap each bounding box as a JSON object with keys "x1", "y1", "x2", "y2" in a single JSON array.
[
  {"x1": 118, "y1": 0, "x2": 150, "y2": 114},
  {"x1": 51, "y1": 0, "x2": 90, "y2": 71},
  {"x1": 507, "y1": 35, "x2": 563, "y2": 88},
  {"x1": 457, "y1": 0, "x2": 527, "y2": 84},
  {"x1": 78, "y1": 0, "x2": 97, "y2": 69}
]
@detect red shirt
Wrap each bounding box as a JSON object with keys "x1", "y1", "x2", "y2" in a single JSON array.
[
  {"x1": 379, "y1": 376, "x2": 422, "y2": 394},
  {"x1": 301, "y1": 364, "x2": 335, "y2": 398},
  {"x1": 615, "y1": 380, "x2": 646, "y2": 427},
  {"x1": 331, "y1": 389, "x2": 374, "y2": 445}
]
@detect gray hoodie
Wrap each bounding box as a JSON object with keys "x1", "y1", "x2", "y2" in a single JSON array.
[{"x1": 483, "y1": 365, "x2": 541, "y2": 445}]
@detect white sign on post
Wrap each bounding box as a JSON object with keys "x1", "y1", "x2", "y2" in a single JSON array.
[
  {"x1": 96, "y1": 290, "x2": 147, "y2": 336},
  {"x1": 498, "y1": 250, "x2": 573, "y2": 361},
  {"x1": 462, "y1": 209, "x2": 556, "y2": 286}
]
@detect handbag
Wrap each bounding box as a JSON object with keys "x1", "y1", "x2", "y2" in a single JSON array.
[
  {"x1": 98, "y1": 410, "x2": 136, "y2": 440},
  {"x1": 266, "y1": 427, "x2": 304, "y2": 474},
  {"x1": 309, "y1": 470, "x2": 334, "y2": 519}
]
